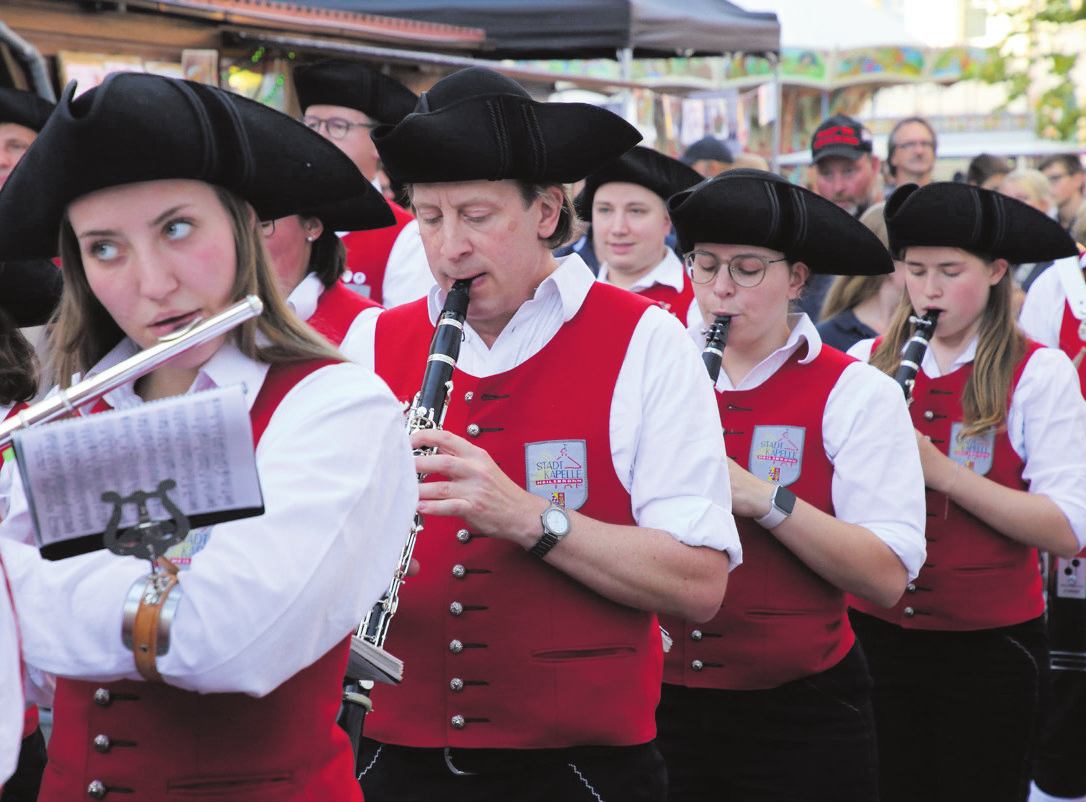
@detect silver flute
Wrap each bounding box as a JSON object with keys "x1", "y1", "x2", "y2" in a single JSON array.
[{"x1": 0, "y1": 295, "x2": 263, "y2": 450}]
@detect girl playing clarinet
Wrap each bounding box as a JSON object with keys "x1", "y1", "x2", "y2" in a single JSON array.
[
  {"x1": 0, "y1": 72, "x2": 417, "y2": 801},
  {"x1": 656, "y1": 168, "x2": 927, "y2": 801},
  {"x1": 849, "y1": 181, "x2": 1086, "y2": 802}
]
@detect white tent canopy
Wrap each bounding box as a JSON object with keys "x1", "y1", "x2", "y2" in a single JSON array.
[{"x1": 737, "y1": 0, "x2": 928, "y2": 50}]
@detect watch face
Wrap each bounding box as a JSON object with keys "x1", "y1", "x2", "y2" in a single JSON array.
[{"x1": 543, "y1": 506, "x2": 571, "y2": 536}]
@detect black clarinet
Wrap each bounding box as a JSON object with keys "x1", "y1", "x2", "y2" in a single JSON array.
[
  {"x1": 702, "y1": 315, "x2": 732, "y2": 382},
  {"x1": 894, "y1": 310, "x2": 941, "y2": 403},
  {"x1": 339, "y1": 278, "x2": 472, "y2": 768}
]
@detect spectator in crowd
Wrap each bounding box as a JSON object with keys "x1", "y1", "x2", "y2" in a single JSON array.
[
  {"x1": 1001, "y1": 168, "x2": 1058, "y2": 299},
  {"x1": 1039, "y1": 155, "x2": 1085, "y2": 235},
  {"x1": 679, "y1": 135, "x2": 734, "y2": 178},
  {"x1": 966, "y1": 153, "x2": 1013, "y2": 191},
  {"x1": 810, "y1": 113, "x2": 882, "y2": 218},
  {"x1": 885, "y1": 116, "x2": 937, "y2": 191}
]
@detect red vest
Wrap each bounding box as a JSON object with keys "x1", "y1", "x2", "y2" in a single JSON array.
[
  {"x1": 368, "y1": 285, "x2": 664, "y2": 749},
  {"x1": 636, "y1": 272, "x2": 696, "y2": 322},
  {"x1": 306, "y1": 281, "x2": 381, "y2": 347},
  {"x1": 662, "y1": 347, "x2": 855, "y2": 691},
  {"x1": 41, "y1": 360, "x2": 362, "y2": 802},
  {"x1": 340, "y1": 201, "x2": 413, "y2": 305},
  {"x1": 1057, "y1": 269, "x2": 1086, "y2": 397},
  {"x1": 851, "y1": 345, "x2": 1045, "y2": 630}
]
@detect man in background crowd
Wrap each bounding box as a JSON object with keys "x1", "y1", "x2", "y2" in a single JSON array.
[{"x1": 1039, "y1": 154, "x2": 1085, "y2": 235}]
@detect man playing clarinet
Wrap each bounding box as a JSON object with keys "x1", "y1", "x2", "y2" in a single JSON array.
[{"x1": 343, "y1": 67, "x2": 740, "y2": 801}]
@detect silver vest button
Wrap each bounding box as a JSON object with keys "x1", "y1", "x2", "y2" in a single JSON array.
[
  {"x1": 690, "y1": 629, "x2": 703, "y2": 641},
  {"x1": 452, "y1": 564, "x2": 466, "y2": 578},
  {"x1": 87, "y1": 780, "x2": 108, "y2": 800},
  {"x1": 464, "y1": 391, "x2": 474, "y2": 403},
  {"x1": 906, "y1": 583, "x2": 917, "y2": 593},
  {"x1": 456, "y1": 529, "x2": 472, "y2": 543},
  {"x1": 449, "y1": 639, "x2": 464, "y2": 654},
  {"x1": 450, "y1": 678, "x2": 465, "y2": 692},
  {"x1": 904, "y1": 606, "x2": 916, "y2": 618},
  {"x1": 923, "y1": 410, "x2": 935, "y2": 421},
  {"x1": 466, "y1": 423, "x2": 481, "y2": 437},
  {"x1": 451, "y1": 714, "x2": 467, "y2": 729},
  {"x1": 691, "y1": 659, "x2": 704, "y2": 671},
  {"x1": 93, "y1": 734, "x2": 111, "y2": 753},
  {"x1": 93, "y1": 688, "x2": 111, "y2": 707},
  {"x1": 450, "y1": 601, "x2": 464, "y2": 616}
]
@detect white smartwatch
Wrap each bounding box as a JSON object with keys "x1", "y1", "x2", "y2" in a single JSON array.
[{"x1": 754, "y1": 485, "x2": 796, "y2": 529}]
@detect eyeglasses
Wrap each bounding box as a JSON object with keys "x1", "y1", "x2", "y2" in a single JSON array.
[
  {"x1": 683, "y1": 251, "x2": 787, "y2": 287},
  {"x1": 895, "y1": 140, "x2": 934, "y2": 150},
  {"x1": 260, "y1": 220, "x2": 275, "y2": 237},
  {"x1": 302, "y1": 115, "x2": 377, "y2": 140}
]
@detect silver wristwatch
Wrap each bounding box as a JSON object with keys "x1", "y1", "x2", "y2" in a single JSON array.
[{"x1": 529, "y1": 504, "x2": 571, "y2": 558}]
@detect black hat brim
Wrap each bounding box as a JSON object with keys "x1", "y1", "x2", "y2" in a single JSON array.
[
  {"x1": 885, "y1": 182, "x2": 1077, "y2": 263},
  {"x1": 294, "y1": 60, "x2": 417, "y2": 126},
  {"x1": 575, "y1": 146, "x2": 703, "y2": 219},
  {"x1": 0, "y1": 259, "x2": 62, "y2": 327},
  {"x1": 373, "y1": 70, "x2": 641, "y2": 185},
  {"x1": 0, "y1": 73, "x2": 393, "y2": 261},
  {"x1": 0, "y1": 88, "x2": 54, "y2": 132},
  {"x1": 668, "y1": 168, "x2": 893, "y2": 276}
]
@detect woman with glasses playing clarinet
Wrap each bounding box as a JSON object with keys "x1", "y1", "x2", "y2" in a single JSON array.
[
  {"x1": 0, "y1": 72, "x2": 418, "y2": 802},
  {"x1": 656, "y1": 169, "x2": 926, "y2": 802},
  {"x1": 847, "y1": 182, "x2": 1086, "y2": 802}
]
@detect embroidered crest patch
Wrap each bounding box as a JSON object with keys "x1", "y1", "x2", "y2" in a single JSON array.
[
  {"x1": 525, "y1": 440, "x2": 588, "y2": 510},
  {"x1": 748, "y1": 426, "x2": 804, "y2": 486},
  {"x1": 949, "y1": 423, "x2": 994, "y2": 476}
]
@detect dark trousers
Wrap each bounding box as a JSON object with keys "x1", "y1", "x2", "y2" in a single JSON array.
[
  {"x1": 358, "y1": 738, "x2": 667, "y2": 802},
  {"x1": 1, "y1": 726, "x2": 47, "y2": 802},
  {"x1": 1033, "y1": 669, "x2": 1086, "y2": 797},
  {"x1": 851, "y1": 611, "x2": 1049, "y2": 802},
  {"x1": 656, "y1": 643, "x2": 878, "y2": 802}
]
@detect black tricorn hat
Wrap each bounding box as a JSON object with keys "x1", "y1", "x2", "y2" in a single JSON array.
[
  {"x1": 884, "y1": 181, "x2": 1077, "y2": 264},
  {"x1": 668, "y1": 168, "x2": 893, "y2": 276},
  {"x1": 372, "y1": 67, "x2": 641, "y2": 185},
  {"x1": 294, "y1": 59, "x2": 417, "y2": 125},
  {"x1": 575, "y1": 146, "x2": 703, "y2": 219},
  {"x1": 0, "y1": 259, "x2": 63, "y2": 327},
  {"x1": 0, "y1": 87, "x2": 54, "y2": 131},
  {"x1": 0, "y1": 72, "x2": 393, "y2": 261},
  {"x1": 680, "y1": 136, "x2": 733, "y2": 166}
]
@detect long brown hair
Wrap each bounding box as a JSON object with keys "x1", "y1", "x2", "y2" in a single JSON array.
[
  {"x1": 48, "y1": 184, "x2": 344, "y2": 387},
  {"x1": 870, "y1": 248, "x2": 1023, "y2": 437}
]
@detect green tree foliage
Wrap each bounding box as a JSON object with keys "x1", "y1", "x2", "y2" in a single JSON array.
[{"x1": 976, "y1": 0, "x2": 1086, "y2": 141}]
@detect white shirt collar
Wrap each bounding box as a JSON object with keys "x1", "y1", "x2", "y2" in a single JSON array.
[
  {"x1": 284, "y1": 273, "x2": 324, "y2": 324},
  {"x1": 920, "y1": 335, "x2": 978, "y2": 378},
  {"x1": 688, "y1": 312, "x2": 821, "y2": 391},
  {"x1": 80, "y1": 339, "x2": 269, "y2": 413},
  {"x1": 597, "y1": 249, "x2": 685, "y2": 293},
  {"x1": 426, "y1": 253, "x2": 594, "y2": 329}
]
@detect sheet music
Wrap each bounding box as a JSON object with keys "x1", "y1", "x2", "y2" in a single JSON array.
[{"x1": 13, "y1": 384, "x2": 263, "y2": 553}]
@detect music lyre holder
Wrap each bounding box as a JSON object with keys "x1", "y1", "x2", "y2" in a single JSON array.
[{"x1": 101, "y1": 479, "x2": 190, "y2": 573}]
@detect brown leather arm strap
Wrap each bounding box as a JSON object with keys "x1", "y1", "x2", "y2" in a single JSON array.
[{"x1": 125, "y1": 559, "x2": 181, "y2": 682}]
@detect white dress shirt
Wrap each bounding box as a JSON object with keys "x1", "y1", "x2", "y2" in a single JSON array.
[
  {"x1": 1018, "y1": 260, "x2": 1070, "y2": 349},
  {"x1": 344, "y1": 254, "x2": 742, "y2": 566},
  {"x1": 696, "y1": 314, "x2": 927, "y2": 581},
  {"x1": 849, "y1": 336, "x2": 1086, "y2": 552},
  {"x1": 0, "y1": 340, "x2": 418, "y2": 695},
  {"x1": 598, "y1": 249, "x2": 703, "y2": 329},
  {"x1": 0, "y1": 552, "x2": 21, "y2": 786}
]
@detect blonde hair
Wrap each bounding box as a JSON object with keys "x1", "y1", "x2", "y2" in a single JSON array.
[
  {"x1": 820, "y1": 202, "x2": 891, "y2": 320},
  {"x1": 871, "y1": 248, "x2": 1023, "y2": 437},
  {"x1": 48, "y1": 185, "x2": 343, "y2": 387},
  {"x1": 1001, "y1": 168, "x2": 1053, "y2": 210}
]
